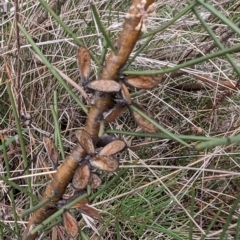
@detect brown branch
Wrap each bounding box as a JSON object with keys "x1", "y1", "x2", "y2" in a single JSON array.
[{"x1": 23, "y1": 0, "x2": 154, "y2": 239}]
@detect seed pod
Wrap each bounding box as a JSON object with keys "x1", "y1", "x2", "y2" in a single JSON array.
[
  {"x1": 131, "y1": 102, "x2": 158, "y2": 133},
  {"x1": 103, "y1": 104, "x2": 127, "y2": 123},
  {"x1": 78, "y1": 204, "x2": 102, "y2": 220},
  {"x1": 75, "y1": 129, "x2": 95, "y2": 156},
  {"x1": 72, "y1": 163, "x2": 90, "y2": 190},
  {"x1": 99, "y1": 139, "x2": 126, "y2": 156},
  {"x1": 88, "y1": 80, "x2": 121, "y2": 93},
  {"x1": 125, "y1": 75, "x2": 162, "y2": 89},
  {"x1": 72, "y1": 198, "x2": 89, "y2": 209},
  {"x1": 63, "y1": 211, "x2": 79, "y2": 238},
  {"x1": 97, "y1": 134, "x2": 118, "y2": 147},
  {"x1": 121, "y1": 83, "x2": 132, "y2": 104},
  {"x1": 43, "y1": 136, "x2": 59, "y2": 169},
  {"x1": 89, "y1": 155, "x2": 119, "y2": 172},
  {"x1": 77, "y1": 46, "x2": 91, "y2": 86},
  {"x1": 89, "y1": 173, "x2": 102, "y2": 189},
  {"x1": 61, "y1": 197, "x2": 88, "y2": 209}
]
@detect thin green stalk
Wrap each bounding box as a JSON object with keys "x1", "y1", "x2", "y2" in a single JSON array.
[
  {"x1": 123, "y1": 43, "x2": 240, "y2": 75},
  {"x1": 51, "y1": 105, "x2": 65, "y2": 159},
  {"x1": 18, "y1": 24, "x2": 88, "y2": 114},
  {"x1": 200, "y1": 205, "x2": 223, "y2": 240},
  {"x1": 6, "y1": 81, "x2": 33, "y2": 207},
  {"x1": 0, "y1": 221, "x2": 18, "y2": 236},
  {"x1": 189, "y1": 188, "x2": 194, "y2": 240},
  {"x1": 105, "y1": 129, "x2": 220, "y2": 141},
  {"x1": 235, "y1": 212, "x2": 240, "y2": 240},
  {"x1": 196, "y1": 134, "x2": 240, "y2": 150},
  {"x1": 197, "y1": 0, "x2": 240, "y2": 37},
  {"x1": 0, "y1": 175, "x2": 30, "y2": 195},
  {"x1": 37, "y1": 0, "x2": 99, "y2": 64},
  {"x1": 2, "y1": 138, "x2": 20, "y2": 236},
  {"x1": 20, "y1": 193, "x2": 56, "y2": 218},
  {"x1": 89, "y1": 168, "x2": 128, "y2": 201},
  {"x1": 125, "y1": 35, "x2": 154, "y2": 69},
  {"x1": 142, "y1": 1, "x2": 198, "y2": 39},
  {"x1": 0, "y1": 130, "x2": 27, "y2": 151},
  {"x1": 91, "y1": 3, "x2": 117, "y2": 54},
  {"x1": 45, "y1": 217, "x2": 62, "y2": 231},
  {"x1": 80, "y1": 230, "x2": 90, "y2": 240},
  {"x1": 115, "y1": 217, "x2": 121, "y2": 240},
  {"x1": 53, "y1": 91, "x2": 58, "y2": 146},
  {"x1": 97, "y1": 38, "x2": 108, "y2": 77},
  {"x1": 193, "y1": 7, "x2": 240, "y2": 75},
  {"x1": 219, "y1": 193, "x2": 240, "y2": 240},
  {"x1": 129, "y1": 105, "x2": 189, "y2": 146}
]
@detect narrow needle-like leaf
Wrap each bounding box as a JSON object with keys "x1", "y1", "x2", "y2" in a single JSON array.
[{"x1": 91, "y1": 2, "x2": 117, "y2": 54}]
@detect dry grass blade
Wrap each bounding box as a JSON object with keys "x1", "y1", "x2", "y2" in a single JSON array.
[
  {"x1": 121, "y1": 83, "x2": 132, "y2": 104},
  {"x1": 72, "y1": 163, "x2": 91, "y2": 190},
  {"x1": 99, "y1": 139, "x2": 126, "y2": 156},
  {"x1": 103, "y1": 104, "x2": 127, "y2": 123},
  {"x1": 131, "y1": 102, "x2": 158, "y2": 133},
  {"x1": 78, "y1": 205, "x2": 102, "y2": 221},
  {"x1": 89, "y1": 155, "x2": 119, "y2": 172},
  {"x1": 88, "y1": 80, "x2": 121, "y2": 92},
  {"x1": 125, "y1": 75, "x2": 163, "y2": 89},
  {"x1": 63, "y1": 211, "x2": 79, "y2": 238},
  {"x1": 75, "y1": 129, "x2": 95, "y2": 156},
  {"x1": 43, "y1": 136, "x2": 59, "y2": 169},
  {"x1": 77, "y1": 46, "x2": 91, "y2": 86},
  {"x1": 89, "y1": 173, "x2": 102, "y2": 189}
]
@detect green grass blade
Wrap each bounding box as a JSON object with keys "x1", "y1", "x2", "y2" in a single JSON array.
[
  {"x1": 105, "y1": 129, "x2": 219, "y2": 141},
  {"x1": 91, "y1": 2, "x2": 117, "y2": 54},
  {"x1": 2, "y1": 138, "x2": 20, "y2": 236},
  {"x1": 0, "y1": 130, "x2": 27, "y2": 151},
  {"x1": 197, "y1": 0, "x2": 240, "y2": 37},
  {"x1": 123, "y1": 43, "x2": 240, "y2": 75},
  {"x1": 200, "y1": 205, "x2": 223, "y2": 240},
  {"x1": 219, "y1": 193, "x2": 240, "y2": 240},
  {"x1": 51, "y1": 104, "x2": 65, "y2": 159},
  {"x1": 142, "y1": 1, "x2": 198, "y2": 39},
  {"x1": 235, "y1": 213, "x2": 240, "y2": 240},
  {"x1": 20, "y1": 193, "x2": 56, "y2": 218},
  {"x1": 0, "y1": 175, "x2": 30, "y2": 195},
  {"x1": 193, "y1": 7, "x2": 240, "y2": 75},
  {"x1": 6, "y1": 81, "x2": 33, "y2": 207},
  {"x1": 196, "y1": 134, "x2": 240, "y2": 150}
]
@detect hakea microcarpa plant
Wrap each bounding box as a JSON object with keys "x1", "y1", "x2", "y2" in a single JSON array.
[{"x1": 23, "y1": 0, "x2": 157, "y2": 239}]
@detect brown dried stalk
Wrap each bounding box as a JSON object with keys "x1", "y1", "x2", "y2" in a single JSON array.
[{"x1": 23, "y1": 0, "x2": 155, "y2": 239}]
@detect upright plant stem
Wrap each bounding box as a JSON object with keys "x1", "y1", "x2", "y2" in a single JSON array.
[
  {"x1": 6, "y1": 79, "x2": 33, "y2": 207},
  {"x1": 23, "y1": 1, "x2": 155, "y2": 239}
]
